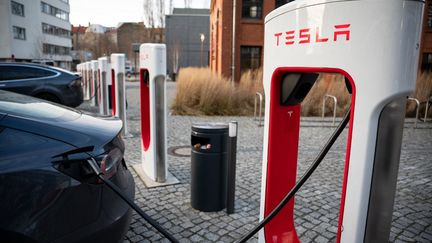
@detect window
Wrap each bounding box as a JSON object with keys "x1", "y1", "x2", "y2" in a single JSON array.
[
  {"x1": 240, "y1": 46, "x2": 262, "y2": 71},
  {"x1": 421, "y1": 53, "x2": 432, "y2": 71},
  {"x1": 42, "y1": 23, "x2": 70, "y2": 38},
  {"x1": 242, "y1": 0, "x2": 262, "y2": 19},
  {"x1": 41, "y1": 2, "x2": 69, "y2": 21},
  {"x1": 13, "y1": 26, "x2": 26, "y2": 40},
  {"x1": 43, "y1": 43, "x2": 70, "y2": 55},
  {"x1": 11, "y1": 1, "x2": 24, "y2": 16},
  {"x1": 275, "y1": 0, "x2": 295, "y2": 9},
  {"x1": 0, "y1": 66, "x2": 55, "y2": 81},
  {"x1": 0, "y1": 128, "x2": 49, "y2": 154}
]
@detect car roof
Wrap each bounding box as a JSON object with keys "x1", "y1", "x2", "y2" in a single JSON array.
[
  {"x1": 0, "y1": 62, "x2": 76, "y2": 75},
  {"x1": 0, "y1": 90, "x2": 81, "y2": 122}
]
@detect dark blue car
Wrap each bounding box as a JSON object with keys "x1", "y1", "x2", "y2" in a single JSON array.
[
  {"x1": 0, "y1": 90, "x2": 135, "y2": 243},
  {"x1": 0, "y1": 63, "x2": 83, "y2": 107}
]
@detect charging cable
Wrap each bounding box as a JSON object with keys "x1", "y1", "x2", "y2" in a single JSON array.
[
  {"x1": 87, "y1": 108, "x2": 350, "y2": 243},
  {"x1": 236, "y1": 109, "x2": 351, "y2": 243},
  {"x1": 87, "y1": 158, "x2": 180, "y2": 243}
]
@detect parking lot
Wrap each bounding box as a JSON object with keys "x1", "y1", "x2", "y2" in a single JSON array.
[{"x1": 79, "y1": 81, "x2": 432, "y2": 243}]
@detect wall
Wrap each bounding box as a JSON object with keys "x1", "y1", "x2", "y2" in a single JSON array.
[{"x1": 166, "y1": 11, "x2": 210, "y2": 78}]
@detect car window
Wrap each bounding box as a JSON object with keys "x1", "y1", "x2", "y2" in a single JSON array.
[
  {"x1": 0, "y1": 66, "x2": 56, "y2": 81},
  {"x1": 0, "y1": 127, "x2": 49, "y2": 153},
  {"x1": 0, "y1": 90, "x2": 81, "y2": 122}
]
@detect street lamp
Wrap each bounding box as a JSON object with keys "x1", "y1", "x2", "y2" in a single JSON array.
[{"x1": 200, "y1": 33, "x2": 205, "y2": 67}]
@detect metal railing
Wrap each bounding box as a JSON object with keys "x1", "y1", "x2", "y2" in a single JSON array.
[
  {"x1": 322, "y1": 94, "x2": 338, "y2": 126},
  {"x1": 424, "y1": 96, "x2": 431, "y2": 122},
  {"x1": 407, "y1": 97, "x2": 420, "y2": 128},
  {"x1": 254, "y1": 92, "x2": 264, "y2": 126}
]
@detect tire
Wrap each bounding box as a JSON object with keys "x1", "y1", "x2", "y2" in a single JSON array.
[{"x1": 36, "y1": 93, "x2": 61, "y2": 104}]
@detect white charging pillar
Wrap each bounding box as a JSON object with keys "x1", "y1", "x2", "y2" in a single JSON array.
[
  {"x1": 139, "y1": 43, "x2": 167, "y2": 182},
  {"x1": 111, "y1": 53, "x2": 129, "y2": 137},
  {"x1": 260, "y1": 1, "x2": 424, "y2": 243}
]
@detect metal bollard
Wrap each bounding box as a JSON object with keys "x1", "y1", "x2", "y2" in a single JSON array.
[
  {"x1": 254, "y1": 92, "x2": 264, "y2": 126},
  {"x1": 424, "y1": 96, "x2": 431, "y2": 122},
  {"x1": 322, "y1": 94, "x2": 338, "y2": 126},
  {"x1": 227, "y1": 121, "x2": 238, "y2": 214},
  {"x1": 407, "y1": 97, "x2": 420, "y2": 128}
]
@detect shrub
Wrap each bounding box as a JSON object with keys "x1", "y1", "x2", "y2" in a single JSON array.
[
  {"x1": 171, "y1": 68, "x2": 263, "y2": 116},
  {"x1": 301, "y1": 74, "x2": 351, "y2": 117},
  {"x1": 172, "y1": 68, "x2": 431, "y2": 117},
  {"x1": 407, "y1": 71, "x2": 432, "y2": 117}
]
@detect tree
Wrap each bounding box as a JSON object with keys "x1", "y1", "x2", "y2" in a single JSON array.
[
  {"x1": 184, "y1": 0, "x2": 192, "y2": 8},
  {"x1": 80, "y1": 32, "x2": 117, "y2": 59},
  {"x1": 156, "y1": 0, "x2": 165, "y2": 27},
  {"x1": 143, "y1": 0, "x2": 154, "y2": 28}
]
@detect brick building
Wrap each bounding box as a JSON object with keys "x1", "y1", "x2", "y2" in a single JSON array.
[
  {"x1": 210, "y1": 0, "x2": 293, "y2": 81},
  {"x1": 211, "y1": 0, "x2": 431, "y2": 81},
  {"x1": 419, "y1": 0, "x2": 432, "y2": 72},
  {"x1": 117, "y1": 22, "x2": 164, "y2": 71}
]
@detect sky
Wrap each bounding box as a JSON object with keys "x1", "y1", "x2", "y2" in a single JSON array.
[{"x1": 70, "y1": 0, "x2": 211, "y2": 27}]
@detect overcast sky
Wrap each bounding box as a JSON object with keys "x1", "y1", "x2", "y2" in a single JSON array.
[{"x1": 70, "y1": 0, "x2": 211, "y2": 27}]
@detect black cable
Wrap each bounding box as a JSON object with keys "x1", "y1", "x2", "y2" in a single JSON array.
[
  {"x1": 87, "y1": 159, "x2": 179, "y2": 243},
  {"x1": 236, "y1": 109, "x2": 351, "y2": 243}
]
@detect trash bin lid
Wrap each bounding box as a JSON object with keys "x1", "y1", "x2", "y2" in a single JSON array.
[{"x1": 192, "y1": 122, "x2": 228, "y2": 134}]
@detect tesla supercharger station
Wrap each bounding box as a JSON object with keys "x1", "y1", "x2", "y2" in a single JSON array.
[
  {"x1": 138, "y1": 43, "x2": 168, "y2": 183},
  {"x1": 90, "y1": 60, "x2": 99, "y2": 106},
  {"x1": 111, "y1": 53, "x2": 129, "y2": 136},
  {"x1": 98, "y1": 57, "x2": 110, "y2": 115},
  {"x1": 259, "y1": 1, "x2": 423, "y2": 243},
  {"x1": 85, "y1": 61, "x2": 92, "y2": 101}
]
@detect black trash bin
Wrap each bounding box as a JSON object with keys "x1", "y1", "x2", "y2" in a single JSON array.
[{"x1": 191, "y1": 123, "x2": 228, "y2": 212}]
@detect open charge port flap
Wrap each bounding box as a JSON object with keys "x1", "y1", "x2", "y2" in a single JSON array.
[{"x1": 280, "y1": 72, "x2": 319, "y2": 106}]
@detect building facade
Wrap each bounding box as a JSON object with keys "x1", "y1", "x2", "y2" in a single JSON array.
[
  {"x1": 0, "y1": 0, "x2": 72, "y2": 69},
  {"x1": 165, "y1": 8, "x2": 210, "y2": 79},
  {"x1": 117, "y1": 22, "x2": 164, "y2": 71},
  {"x1": 210, "y1": 0, "x2": 293, "y2": 81},
  {"x1": 419, "y1": 0, "x2": 432, "y2": 72}
]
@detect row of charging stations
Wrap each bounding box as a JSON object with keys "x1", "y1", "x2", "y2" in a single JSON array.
[
  {"x1": 78, "y1": 48, "x2": 168, "y2": 183},
  {"x1": 259, "y1": 0, "x2": 424, "y2": 242},
  {"x1": 77, "y1": 54, "x2": 129, "y2": 136}
]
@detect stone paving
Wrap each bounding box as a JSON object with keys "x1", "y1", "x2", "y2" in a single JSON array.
[{"x1": 79, "y1": 81, "x2": 432, "y2": 242}]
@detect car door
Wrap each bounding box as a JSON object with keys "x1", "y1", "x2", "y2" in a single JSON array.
[{"x1": 0, "y1": 65, "x2": 58, "y2": 96}]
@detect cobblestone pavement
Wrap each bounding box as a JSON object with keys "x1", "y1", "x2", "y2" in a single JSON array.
[{"x1": 79, "y1": 81, "x2": 431, "y2": 242}]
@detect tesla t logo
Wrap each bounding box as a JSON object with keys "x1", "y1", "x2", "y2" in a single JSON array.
[
  {"x1": 287, "y1": 111, "x2": 293, "y2": 117},
  {"x1": 274, "y1": 24, "x2": 351, "y2": 47}
]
